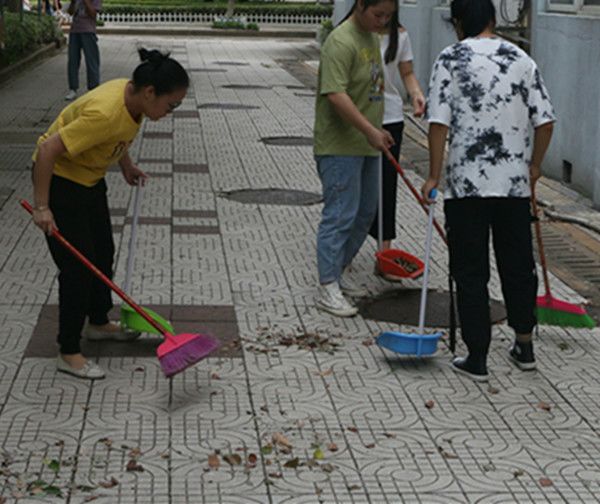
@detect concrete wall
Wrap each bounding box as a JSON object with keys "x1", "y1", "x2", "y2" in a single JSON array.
[{"x1": 531, "y1": 0, "x2": 600, "y2": 206}]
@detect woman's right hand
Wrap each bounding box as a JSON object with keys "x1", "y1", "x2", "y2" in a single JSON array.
[
  {"x1": 33, "y1": 208, "x2": 57, "y2": 235},
  {"x1": 367, "y1": 128, "x2": 395, "y2": 152}
]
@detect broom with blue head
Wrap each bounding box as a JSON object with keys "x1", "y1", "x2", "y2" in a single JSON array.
[
  {"x1": 531, "y1": 187, "x2": 596, "y2": 328},
  {"x1": 22, "y1": 200, "x2": 220, "y2": 376}
]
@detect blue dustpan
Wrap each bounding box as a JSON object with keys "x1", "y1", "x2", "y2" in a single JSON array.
[{"x1": 376, "y1": 189, "x2": 442, "y2": 357}]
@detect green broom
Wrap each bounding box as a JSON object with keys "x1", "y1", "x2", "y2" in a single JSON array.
[{"x1": 532, "y1": 186, "x2": 596, "y2": 328}]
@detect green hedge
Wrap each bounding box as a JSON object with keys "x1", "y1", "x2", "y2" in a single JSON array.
[
  {"x1": 102, "y1": 2, "x2": 332, "y2": 16},
  {"x1": 1, "y1": 12, "x2": 62, "y2": 67}
]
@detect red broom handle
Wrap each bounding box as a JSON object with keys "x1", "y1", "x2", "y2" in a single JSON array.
[
  {"x1": 21, "y1": 200, "x2": 173, "y2": 338},
  {"x1": 383, "y1": 149, "x2": 447, "y2": 245},
  {"x1": 530, "y1": 186, "x2": 552, "y2": 298}
]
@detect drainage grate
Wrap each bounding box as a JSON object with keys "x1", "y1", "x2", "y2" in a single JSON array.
[
  {"x1": 358, "y1": 290, "x2": 506, "y2": 328},
  {"x1": 198, "y1": 103, "x2": 260, "y2": 110},
  {"x1": 222, "y1": 84, "x2": 272, "y2": 90},
  {"x1": 214, "y1": 61, "x2": 249, "y2": 66},
  {"x1": 220, "y1": 188, "x2": 322, "y2": 206},
  {"x1": 261, "y1": 136, "x2": 313, "y2": 147}
]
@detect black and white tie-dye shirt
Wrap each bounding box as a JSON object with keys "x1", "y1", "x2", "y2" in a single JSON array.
[{"x1": 427, "y1": 37, "x2": 555, "y2": 200}]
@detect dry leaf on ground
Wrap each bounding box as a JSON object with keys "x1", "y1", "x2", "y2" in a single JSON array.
[
  {"x1": 208, "y1": 453, "x2": 220, "y2": 469},
  {"x1": 98, "y1": 477, "x2": 119, "y2": 489},
  {"x1": 537, "y1": 402, "x2": 552, "y2": 412},
  {"x1": 327, "y1": 443, "x2": 338, "y2": 452},
  {"x1": 272, "y1": 432, "x2": 293, "y2": 450},
  {"x1": 425, "y1": 400, "x2": 435, "y2": 409},
  {"x1": 539, "y1": 477, "x2": 553, "y2": 487}
]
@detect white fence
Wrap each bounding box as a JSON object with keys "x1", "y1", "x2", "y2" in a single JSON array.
[{"x1": 99, "y1": 11, "x2": 329, "y2": 24}]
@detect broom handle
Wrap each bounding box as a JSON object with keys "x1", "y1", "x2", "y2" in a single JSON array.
[
  {"x1": 124, "y1": 180, "x2": 143, "y2": 296},
  {"x1": 418, "y1": 189, "x2": 437, "y2": 333},
  {"x1": 21, "y1": 200, "x2": 174, "y2": 339},
  {"x1": 383, "y1": 148, "x2": 447, "y2": 245},
  {"x1": 530, "y1": 185, "x2": 552, "y2": 298}
]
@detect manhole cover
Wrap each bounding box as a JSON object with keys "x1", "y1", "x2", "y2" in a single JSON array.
[
  {"x1": 222, "y1": 84, "x2": 272, "y2": 90},
  {"x1": 214, "y1": 61, "x2": 250, "y2": 66},
  {"x1": 261, "y1": 136, "x2": 313, "y2": 147},
  {"x1": 221, "y1": 188, "x2": 322, "y2": 206},
  {"x1": 358, "y1": 289, "x2": 506, "y2": 328},
  {"x1": 198, "y1": 103, "x2": 260, "y2": 110}
]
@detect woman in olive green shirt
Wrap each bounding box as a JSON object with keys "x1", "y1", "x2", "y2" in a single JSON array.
[{"x1": 314, "y1": 0, "x2": 396, "y2": 317}]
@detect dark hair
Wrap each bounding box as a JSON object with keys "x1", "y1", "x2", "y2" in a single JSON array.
[
  {"x1": 132, "y1": 48, "x2": 189, "y2": 96},
  {"x1": 383, "y1": 14, "x2": 401, "y2": 64},
  {"x1": 450, "y1": 0, "x2": 496, "y2": 38},
  {"x1": 339, "y1": 0, "x2": 398, "y2": 27}
]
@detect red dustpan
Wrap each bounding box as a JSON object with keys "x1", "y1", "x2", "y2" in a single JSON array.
[{"x1": 374, "y1": 154, "x2": 424, "y2": 279}]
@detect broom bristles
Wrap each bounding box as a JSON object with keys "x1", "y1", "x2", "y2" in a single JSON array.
[
  {"x1": 158, "y1": 334, "x2": 220, "y2": 377},
  {"x1": 536, "y1": 305, "x2": 596, "y2": 328}
]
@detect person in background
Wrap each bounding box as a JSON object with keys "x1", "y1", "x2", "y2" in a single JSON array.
[
  {"x1": 31, "y1": 49, "x2": 189, "y2": 379},
  {"x1": 369, "y1": 10, "x2": 425, "y2": 280},
  {"x1": 313, "y1": 0, "x2": 396, "y2": 317},
  {"x1": 65, "y1": 0, "x2": 102, "y2": 101},
  {"x1": 423, "y1": 0, "x2": 555, "y2": 381}
]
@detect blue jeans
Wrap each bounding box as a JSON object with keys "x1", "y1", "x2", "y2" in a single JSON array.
[
  {"x1": 316, "y1": 155, "x2": 379, "y2": 284},
  {"x1": 68, "y1": 32, "x2": 100, "y2": 92}
]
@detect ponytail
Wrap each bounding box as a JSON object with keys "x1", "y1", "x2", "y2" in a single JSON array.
[{"x1": 132, "y1": 48, "x2": 189, "y2": 96}]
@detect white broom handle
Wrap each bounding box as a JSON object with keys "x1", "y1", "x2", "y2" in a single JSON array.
[
  {"x1": 377, "y1": 154, "x2": 383, "y2": 252},
  {"x1": 124, "y1": 179, "x2": 143, "y2": 296},
  {"x1": 418, "y1": 189, "x2": 437, "y2": 333}
]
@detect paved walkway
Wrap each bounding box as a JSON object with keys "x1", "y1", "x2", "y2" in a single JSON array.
[{"x1": 1, "y1": 35, "x2": 600, "y2": 504}]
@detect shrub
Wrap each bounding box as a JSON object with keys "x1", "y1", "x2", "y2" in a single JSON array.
[
  {"x1": 103, "y1": 3, "x2": 332, "y2": 16},
  {"x1": 0, "y1": 12, "x2": 62, "y2": 67}
]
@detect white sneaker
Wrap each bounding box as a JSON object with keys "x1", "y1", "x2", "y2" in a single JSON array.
[
  {"x1": 339, "y1": 272, "x2": 368, "y2": 297},
  {"x1": 64, "y1": 89, "x2": 77, "y2": 101},
  {"x1": 316, "y1": 282, "x2": 358, "y2": 317},
  {"x1": 57, "y1": 356, "x2": 105, "y2": 380},
  {"x1": 82, "y1": 321, "x2": 141, "y2": 342}
]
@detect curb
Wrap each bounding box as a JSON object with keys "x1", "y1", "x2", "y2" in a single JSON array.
[
  {"x1": 96, "y1": 25, "x2": 316, "y2": 38},
  {"x1": 0, "y1": 38, "x2": 66, "y2": 86}
]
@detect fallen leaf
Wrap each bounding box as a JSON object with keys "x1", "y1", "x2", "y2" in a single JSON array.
[
  {"x1": 365, "y1": 443, "x2": 375, "y2": 449},
  {"x1": 347, "y1": 484, "x2": 361, "y2": 491},
  {"x1": 482, "y1": 463, "x2": 495, "y2": 472},
  {"x1": 208, "y1": 453, "x2": 220, "y2": 469},
  {"x1": 247, "y1": 453, "x2": 258, "y2": 466},
  {"x1": 126, "y1": 460, "x2": 144, "y2": 472},
  {"x1": 362, "y1": 339, "x2": 374, "y2": 347},
  {"x1": 223, "y1": 454, "x2": 242, "y2": 466},
  {"x1": 261, "y1": 444, "x2": 273, "y2": 455},
  {"x1": 44, "y1": 459, "x2": 61, "y2": 474},
  {"x1": 487, "y1": 386, "x2": 500, "y2": 395},
  {"x1": 129, "y1": 447, "x2": 141, "y2": 459},
  {"x1": 0, "y1": 497, "x2": 5, "y2": 504},
  {"x1": 283, "y1": 457, "x2": 301, "y2": 469},
  {"x1": 84, "y1": 497, "x2": 99, "y2": 503},
  {"x1": 265, "y1": 459, "x2": 272, "y2": 466},
  {"x1": 268, "y1": 472, "x2": 282, "y2": 478},
  {"x1": 317, "y1": 368, "x2": 333, "y2": 377},
  {"x1": 98, "y1": 477, "x2": 119, "y2": 489},
  {"x1": 347, "y1": 426, "x2": 358, "y2": 433},
  {"x1": 42, "y1": 485, "x2": 63, "y2": 497},
  {"x1": 327, "y1": 443, "x2": 338, "y2": 452},
  {"x1": 383, "y1": 432, "x2": 397, "y2": 439},
  {"x1": 313, "y1": 448, "x2": 325, "y2": 460},
  {"x1": 513, "y1": 469, "x2": 525, "y2": 478},
  {"x1": 537, "y1": 401, "x2": 552, "y2": 412},
  {"x1": 98, "y1": 437, "x2": 112, "y2": 448},
  {"x1": 260, "y1": 405, "x2": 269, "y2": 413},
  {"x1": 438, "y1": 447, "x2": 458, "y2": 459},
  {"x1": 211, "y1": 373, "x2": 221, "y2": 380},
  {"x1": 272, "y1": 432, "x2": 293, "y2": 450},
  {"x1": 321, "y1": 463, "x2": 335, "y2": 473},
  {"x1": 558, "y1": 342, "x2": 569, "y2": 351},
  {"x1": 134, "y1": 366, "x2": 145, "y2": 372},
  {"x1": 424, "y1": 400, "x2": 435, "y2": 409},
  {"x1": 55, "y1": 440, "x2": 65, "y2": 447},
  {"x1": 539, "y1": 477, "x2": 553, "y2": 487}
]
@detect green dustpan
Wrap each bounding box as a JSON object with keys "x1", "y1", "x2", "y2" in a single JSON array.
[
  {"x1": 120, "y1": 181, "x2": 174, "y2": 335},
  {"x1": 120, "y1": 304, "x2": 175, "y2": 334}
]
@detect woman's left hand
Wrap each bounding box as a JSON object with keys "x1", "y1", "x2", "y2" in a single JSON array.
[
  {"x1": 121, "y1": 163, "x2": 148, "y2": 186},
  {"x1": 412, "y1": 93, "x2": 426, "y2": 118}
]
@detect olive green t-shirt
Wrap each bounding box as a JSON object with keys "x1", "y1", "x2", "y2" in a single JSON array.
[{"x1": 313, "y1": 19, "x2": 384, "y2": 156}]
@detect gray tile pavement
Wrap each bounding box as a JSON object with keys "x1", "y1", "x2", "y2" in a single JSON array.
[{"x1": 1, "y1": 35, "x2": 600, "y2": 503}]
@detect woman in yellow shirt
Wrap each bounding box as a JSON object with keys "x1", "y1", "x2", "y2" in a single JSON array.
[{"x1": 31, "y1": 48, "x2": 189, "y2": 379}]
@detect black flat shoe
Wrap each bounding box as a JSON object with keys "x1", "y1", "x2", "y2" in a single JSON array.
[{"x1": 451, "y1": 356, "x2": 489, "y2": 382}]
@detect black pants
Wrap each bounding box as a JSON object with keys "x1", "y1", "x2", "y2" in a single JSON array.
[
  {"x1": 46, "y1": 176, "x2": 114, "y2": 354},
  {"x1": 444, "y1": 197, "x2": 537, "y2": 359},
  {"x1": 369, "y1": 121, "x2": 404, "y2": 241}
]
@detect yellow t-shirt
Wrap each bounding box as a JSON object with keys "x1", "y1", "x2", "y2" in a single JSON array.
[{"x1": 33, "y1": 79, "x2": 142, "y2": 187}]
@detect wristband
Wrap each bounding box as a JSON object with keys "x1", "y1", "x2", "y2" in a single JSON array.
[{"x1": 34, "y1": 205, "x2": 49, "y2": 211}]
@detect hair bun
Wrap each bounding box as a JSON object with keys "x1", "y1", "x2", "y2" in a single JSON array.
[{"x1": 138, "y1": 48, "x2": 170, "y2": 67}]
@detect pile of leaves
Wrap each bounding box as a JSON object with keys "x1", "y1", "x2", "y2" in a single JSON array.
[{"x1": 245, "y1": 326, "x2": 344, "y2": 355}]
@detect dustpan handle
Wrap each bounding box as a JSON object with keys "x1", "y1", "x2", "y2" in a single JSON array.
[
  {"x1": 124, "y1": 179, "x2": 143, "y2": 296},
  {"x1": 377, "y1": 154, "x2": 383, "y2": 252},
  {"x1": 20, "y1": 199, "x2": 173, "y2": 339},
  {"x1": 418, "y1": 189, "x2": 437, "y2": 333}
]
